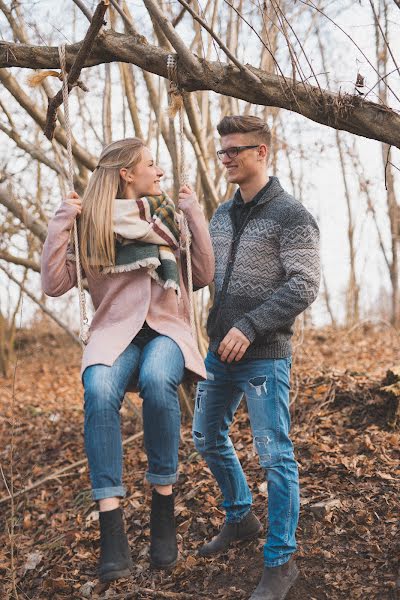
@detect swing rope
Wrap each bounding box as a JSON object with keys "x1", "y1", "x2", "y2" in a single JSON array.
[
  {"x1": 59, "y1": 44, "x2": 89, "y2": 346},
  {"x1": 167, "y1": 55, "x2": 196, "y2": 340}
]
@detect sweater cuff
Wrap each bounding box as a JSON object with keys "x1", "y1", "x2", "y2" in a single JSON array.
[{"x1": 234, "y1": 318, "x2": 257, "y2": 344}]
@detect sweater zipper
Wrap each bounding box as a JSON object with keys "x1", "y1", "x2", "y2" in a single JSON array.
[{"x1": 214, "y1": 205, "x2": 257, "y2": 338}]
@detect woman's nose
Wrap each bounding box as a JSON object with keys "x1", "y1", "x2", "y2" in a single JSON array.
[{"x1": 158, "y1": 168, "x2": 164, "y2": 177}]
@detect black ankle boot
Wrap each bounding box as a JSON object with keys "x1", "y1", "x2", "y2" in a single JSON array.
[
  {"x1": 98, "y1": 508, "x2": 133, "y2": 582},
  {"x1": 150, "y1": 490, "x2": 178, "y2": 569}
]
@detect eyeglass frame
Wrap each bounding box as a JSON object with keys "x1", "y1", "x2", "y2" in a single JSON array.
[{"x1": 216, "y1": 145, "x2": 260, "y2": 160}]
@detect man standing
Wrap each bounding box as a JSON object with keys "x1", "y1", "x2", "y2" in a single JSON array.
[{"x1": 193, "y1": 115, "x2": 320, "y2": 600}]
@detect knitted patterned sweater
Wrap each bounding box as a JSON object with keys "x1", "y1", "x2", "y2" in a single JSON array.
[{"x1": 207, "y1": 176, "x2": 320, "y2": 359}]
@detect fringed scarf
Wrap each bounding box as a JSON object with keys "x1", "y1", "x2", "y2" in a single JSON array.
[{"x1": 102, "y1": 192, "x2": 181, "y2": 295}]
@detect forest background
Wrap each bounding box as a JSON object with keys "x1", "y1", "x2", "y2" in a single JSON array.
[{"x1": 0, "y1": 1, "x2": 398, "y2": 599}]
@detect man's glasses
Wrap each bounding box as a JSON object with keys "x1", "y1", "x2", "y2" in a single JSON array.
[{"x1": 216, "y1": 145, "x2": 259, "y2": 160}]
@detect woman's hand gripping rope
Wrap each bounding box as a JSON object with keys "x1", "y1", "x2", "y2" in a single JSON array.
[{"x1": 65, "y1": 191, "x2": 83, "y2": 215}]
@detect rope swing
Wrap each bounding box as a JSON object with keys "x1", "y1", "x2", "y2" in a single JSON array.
[
  {"x1": 166, "y1": 54, "x2": 196, "y2": 341},
  {"x1": 59, "y1": 43, "x2": 90, "y2": 346}
]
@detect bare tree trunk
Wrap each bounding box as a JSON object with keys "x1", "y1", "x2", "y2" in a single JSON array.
[{"x1": 375, "y1": 1, "x2": 400, "y2": 326}]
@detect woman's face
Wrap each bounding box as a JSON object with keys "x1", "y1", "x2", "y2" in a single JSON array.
[{"x1": 120, "y1": 147, "x2": 164, "y2": 198}]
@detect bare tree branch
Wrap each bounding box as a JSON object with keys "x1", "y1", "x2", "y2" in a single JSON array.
[
  {"x1": 0, "y1": 265, "x2": 80, "y2": 344},
  {"x1": 175, "y1": 0, "x2": 261, "y2": 83},
  {"x1": 0, "y1": 186, "x2": 47, "y2": 242},
  {"x1": 44, "y1": 0, "x2": 110, "y2": 140},
  {"x1": 0, "y1": 69, "x2": 96, "y2": 171},
  {"x1": 0, "y1": 31, "x2": 399, "y2": 148},
  {"x1": 143, "y1": 0, "x2": 203, "y2": 78},
  {"x1": 72, "y1": 0, "x2": 93, "y2": 22},
  {"x1": 0, "y1": 251, "x2": 40, "y2": 273}
]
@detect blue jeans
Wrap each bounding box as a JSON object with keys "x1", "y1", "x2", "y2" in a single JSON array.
[
  {"x1": 83, "y1": 335, "x2": 185, "y2": 501},
  {"x1": 192, "y1": 351, "x2": 299, "y2": 567}
]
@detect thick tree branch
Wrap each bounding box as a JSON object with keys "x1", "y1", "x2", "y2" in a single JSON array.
[
  {"x1": 1, "y1": 32, "x2": 400, "y2": 148},
  {"x1": 44, "y1": 0, "x2": 110, "y2": 140}
]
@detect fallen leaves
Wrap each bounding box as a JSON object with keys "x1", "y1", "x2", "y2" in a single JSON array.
[{"x1": 0, "y1": 325, "x2": 398, "y2": 599}]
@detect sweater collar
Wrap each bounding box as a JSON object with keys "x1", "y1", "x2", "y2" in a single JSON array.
[{"x1": 232, "y1": 176, "x2": 283, "y2": 208}]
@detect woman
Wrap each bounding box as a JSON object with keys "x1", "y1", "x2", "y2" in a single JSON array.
[{"x1": 41, "y1": 138, "x2": 214, "y2": 581}]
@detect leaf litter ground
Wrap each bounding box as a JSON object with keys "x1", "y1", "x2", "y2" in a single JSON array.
[{"x1": 0, "y1": 324, "x2": 399, "y2": 599}]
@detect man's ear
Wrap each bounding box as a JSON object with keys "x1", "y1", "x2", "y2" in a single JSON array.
[{"x1": 258, "y1": 144, "x2": 268, "y2": 160}]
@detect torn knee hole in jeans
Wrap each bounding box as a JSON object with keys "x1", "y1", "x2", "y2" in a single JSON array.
[
  {"x1": 193, "y1": 430, "x2": 205, "y2": 447},
  {"x1": 254, "y1": 434, "x2": 272, "y2": 455},
  {"x1": 249, "y1": 376, "x2": 267, "y2": 396},
  {"x1": 195, "y1": 387, "x2": 207, "y2": 413}
]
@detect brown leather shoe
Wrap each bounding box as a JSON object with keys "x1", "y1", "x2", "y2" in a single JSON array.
[
  {"x1": 249, "y1": 558, "x2": 299, "y2": 599},
  {"x1": 199, "y1": 511, "x2": 262, "y2": 557}
]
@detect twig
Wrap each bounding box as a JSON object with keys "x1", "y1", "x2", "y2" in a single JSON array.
[
  {"x1": 143, "y1": 0, "x2": 203, "y2": 78},
  {"x1": 298, "y1": 0, "x2": 400, "y2": 104},
  {"x1": 0, "y1": 431, "x2": 143, "y2": 506},
  {"x1": 343, "y1": 317, "x2": 397, "y2": 337},
  {"x1": 110, "y1": 588, "x2": 210, "y2": 599},
  {"x1": 368, "y1": 0, "x2": 400, "y2": 78},
  {"x1": 44, "y1": 1, "x2": 109, "y2": 140},
  {"x1": 176, "y1": 0, "x2": 260, "y2": 83},
  {"x1": 0, "y1": 251, "x2": 40, "y2": 273}
]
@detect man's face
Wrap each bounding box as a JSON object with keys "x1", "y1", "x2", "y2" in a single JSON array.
[{"x1": 218, "y1": 133, "x2": 267, "y2": 185}]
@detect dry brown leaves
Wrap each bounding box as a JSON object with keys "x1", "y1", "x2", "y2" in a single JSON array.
[{"x1": 0, "y1": 323, "x2": 399, "y2": 600}]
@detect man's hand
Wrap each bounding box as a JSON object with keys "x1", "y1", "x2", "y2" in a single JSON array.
[
  {"x1": 218, "y1": 327, "x2": 250, "y2": 363},
  {"x1": 64, "y1": 191, "x2": 82, "y2": 215}
]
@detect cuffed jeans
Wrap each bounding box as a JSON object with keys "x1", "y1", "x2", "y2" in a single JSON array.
[
  {"x1": 192, "y1": 351, "x2": 299, "y2": 567},
  {"x1": 83, "y1": 334, "x2": 185, "y2": 501}
]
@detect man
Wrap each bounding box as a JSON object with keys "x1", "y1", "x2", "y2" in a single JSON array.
[{"x1": 193, "y1": 115, "x2": 320, "y2": 600}]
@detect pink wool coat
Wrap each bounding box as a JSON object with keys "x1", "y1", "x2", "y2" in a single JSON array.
[{"x1": 41, "y1": 198, "x2": 214, "y2": 383}]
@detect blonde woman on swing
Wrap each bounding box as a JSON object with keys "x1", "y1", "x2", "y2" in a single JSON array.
[{"x1": 41, "y1": 138, "x2": 214, "y2": 582}]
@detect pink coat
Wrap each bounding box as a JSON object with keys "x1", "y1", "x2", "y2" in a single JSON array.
[{"x1": 41, "y1": 198, "x2": 214, "y2": 383}]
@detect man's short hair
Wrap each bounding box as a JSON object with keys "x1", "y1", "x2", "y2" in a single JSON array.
[{"x1": 217, "y1": 115, "x2": 271, "y2": 147}]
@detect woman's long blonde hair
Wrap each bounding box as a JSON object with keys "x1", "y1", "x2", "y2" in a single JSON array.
[{"x1": 79, "y1": 137, "x2": 145, "y2": 276}]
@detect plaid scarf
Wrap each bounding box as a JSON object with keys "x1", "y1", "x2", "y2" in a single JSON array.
[{"x1": 102, "y1": 192, "x2": 181, "y2": 295}]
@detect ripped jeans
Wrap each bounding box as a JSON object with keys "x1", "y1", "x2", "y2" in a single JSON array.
[
  {"x1": 192, "y1": 351, "x2": 299, "y2": 567},
  {"x1": 83, "y1": 334, "x2": 185, "y2": 501}
]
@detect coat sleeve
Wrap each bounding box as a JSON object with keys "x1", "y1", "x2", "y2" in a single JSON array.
[
  {"x1": 41, "y1": 202, "x2": 80, "y2": 297},
  {"x1": 178, "y1": 199, "x2": 215, "y2": 289}
]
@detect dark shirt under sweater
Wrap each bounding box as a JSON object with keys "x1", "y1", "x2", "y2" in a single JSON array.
[{"x1": 231, "y1": 179, "x2": 272, "y2": 232}]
